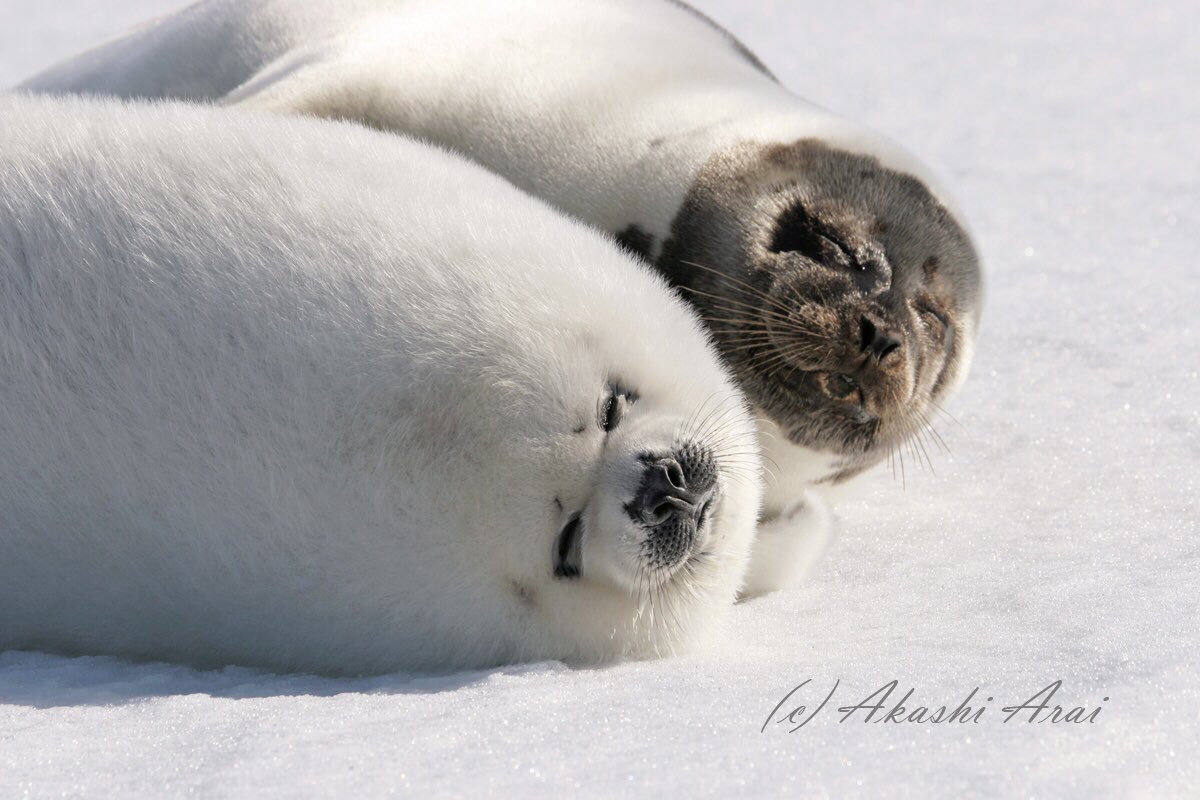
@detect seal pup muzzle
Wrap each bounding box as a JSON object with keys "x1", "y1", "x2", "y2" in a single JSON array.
[
  {"x1": 20, "y1": 0, "x2": 982, "y2": 592},
  {"x1": 0, "y1": 95, "x2": 761, "y2": 674}
]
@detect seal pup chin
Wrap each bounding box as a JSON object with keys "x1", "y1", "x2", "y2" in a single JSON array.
[
  {"x1": 0, "y1": 94, "x2": 762, "y2": 675},
  {"x1": 20, "y1": 0, "x2": 982, "y2": 591}
]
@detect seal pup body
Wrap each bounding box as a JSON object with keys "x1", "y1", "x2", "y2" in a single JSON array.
[
  {"x1": 24, "y1": 0, "x2": 982, "y2": 591},
  {"x1": 0, "y1": 95, "x2": 761, "y2": 674}
]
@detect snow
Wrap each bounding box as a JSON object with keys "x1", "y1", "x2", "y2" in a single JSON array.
[{"x1": 1, "y1": 0, "x2": 1197, "y2": 796}]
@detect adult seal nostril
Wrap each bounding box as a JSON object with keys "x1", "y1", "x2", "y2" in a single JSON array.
[{"x1": 860, "y1": 317, "x2": 903, "y2": 362}]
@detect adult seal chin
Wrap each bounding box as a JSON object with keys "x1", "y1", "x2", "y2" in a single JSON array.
[{"x1": 21, "y1": 0, "x2": 983, "y2": 591}]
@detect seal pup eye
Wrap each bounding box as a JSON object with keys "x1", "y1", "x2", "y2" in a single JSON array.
[
  {"x1": 554, "y1": 513, "x2": 583, "y2": 579},
  {"x1": 600, "y1": 395, "x2": 621, "y2": 431},
  {"x1": 599, "y1": 386, "x2": 636, "y2": 432}
]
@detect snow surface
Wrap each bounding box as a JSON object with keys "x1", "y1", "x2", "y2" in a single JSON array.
[{"x1": 1, "y1": 0, "x2": 1197, "y2": 796}]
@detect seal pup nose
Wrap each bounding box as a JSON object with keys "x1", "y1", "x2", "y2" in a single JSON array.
[
  {"x1": 626, "y1": 444, "x2": 720, "y2": 571},
  {"x1": 627, "y1": 443, "x2": 718, "y2": 529},
  {"x1": 631, "y1": 456, "x2": 697, "y2": 527},
  {"x1": 859, "y1": 316, "x2": 902, "y2": 362}
]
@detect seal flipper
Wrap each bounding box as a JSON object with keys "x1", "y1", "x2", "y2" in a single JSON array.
[{"x1": 740, "y1": 491, "x2": 832, "y2": 598}]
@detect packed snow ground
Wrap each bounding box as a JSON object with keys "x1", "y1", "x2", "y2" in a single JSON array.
[{"x1": 1, "y1": 0, "x2": 1196, "y2": 796}]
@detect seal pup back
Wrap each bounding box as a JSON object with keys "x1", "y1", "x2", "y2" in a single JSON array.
[
  {"x1": 22, "y1": 0, "x2": 982, "y2": 592},
  {"x1": 0, "y1": 94, "x2": 761, "y2": 674}
]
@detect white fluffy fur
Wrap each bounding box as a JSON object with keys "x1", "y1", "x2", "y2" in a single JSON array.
[
  {"x1": 17, "y1": 0, "x2": 959, "y2": 591},
  {"x1": 0, "y1": 94, "x2": 762, "y2": 674}
]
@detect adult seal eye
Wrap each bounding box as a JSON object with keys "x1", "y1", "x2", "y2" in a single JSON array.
[
  {"x1": 822, "y1": 372, "x2": 859, "y2": 401},
  {"x1": 917, "y1": 302, "x2": 950, "y2": 338}
]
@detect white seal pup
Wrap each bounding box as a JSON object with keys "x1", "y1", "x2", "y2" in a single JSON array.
[
  {"x1": 0, "y1": 94, "x2": 762, "y2": 674},
  {"x1": 22, "y1": 0, "x2": 983, "y2": 593}
]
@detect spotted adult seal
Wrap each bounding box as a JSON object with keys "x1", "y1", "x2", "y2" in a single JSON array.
[
  {"x1": 23, "y1": 0, "x2": 982, "y2": 592},
  {"x1": 0, "y1": 94, "x2": 761, "y2": 674}
]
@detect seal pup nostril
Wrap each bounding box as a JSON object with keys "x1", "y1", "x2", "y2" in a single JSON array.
[
  {"x1": 664, "y1": 459, "x2": 686, "y2": 491},
  {"x1": 647, "y1": 501, "x2": 676, "y2": 526}
]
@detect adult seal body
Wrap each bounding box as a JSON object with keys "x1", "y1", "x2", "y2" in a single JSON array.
[
  {"x1": 0, "y1": 95, "x2": 761, "y2": 674},
  {"x1": 24, "y1": 0, "x2": 982, "y2": 592}
]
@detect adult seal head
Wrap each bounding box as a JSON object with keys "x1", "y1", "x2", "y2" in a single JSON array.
[
  {"x1": 22, "y1": 0, "x2": 982, "y2": 587},
  {"x1": 0, "y1": 95, "x2": 762, "y2": 674},
  {"x1": 658, "y1": 137, "x2": 981, "y2": 490}
]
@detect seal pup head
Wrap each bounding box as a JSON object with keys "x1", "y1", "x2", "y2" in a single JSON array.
[
  {"x1": 550, "y1": 380, "x2": 746, "y2": 599},
  {"x1": 658, "y1": 138, "x2": 983, "y2": 490},
  {"x1": 511, "y1": 358, "x2": 762, "y2": 665},
  {"x1": 450, "y1": 252, "x2": 763, "y2": 666}
]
